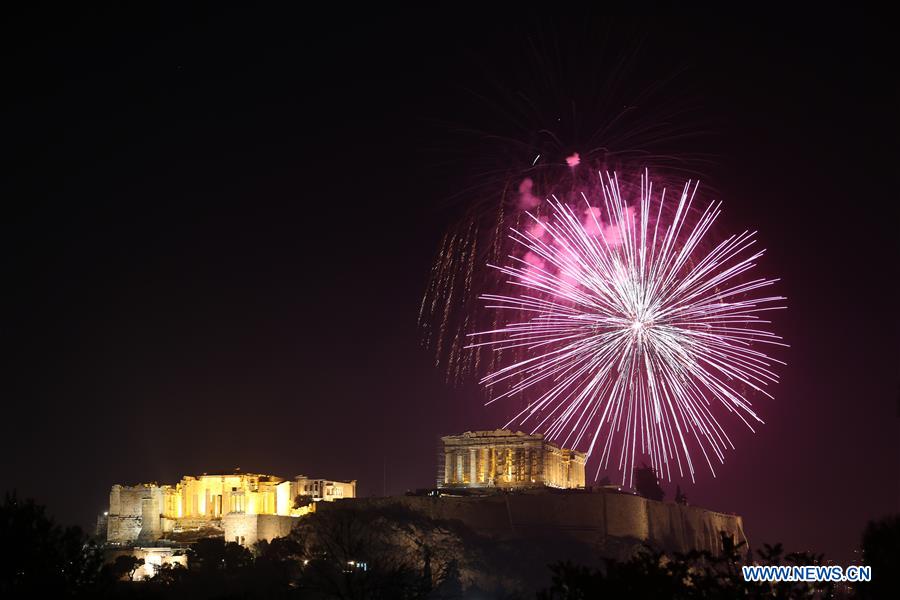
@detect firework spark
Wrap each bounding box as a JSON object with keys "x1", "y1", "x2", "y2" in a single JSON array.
[{"x1": 467, "y1": 171, "x2": 786, "y2": 484}]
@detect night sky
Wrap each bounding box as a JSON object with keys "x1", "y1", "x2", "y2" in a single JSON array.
[{"x1": 2, "y1": 9, "x2": 896, "y2": 564}]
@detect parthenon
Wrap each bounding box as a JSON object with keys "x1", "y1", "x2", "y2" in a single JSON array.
[{"x1": 438, "y1": 430, "x2": 586, "y2": 490}]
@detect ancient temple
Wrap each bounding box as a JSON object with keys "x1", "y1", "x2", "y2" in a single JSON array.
[
  {"x1": 438, "y1": 430, "x2": 586, "y2": 490},
  {"x1": 104, "y1": 470, "x2": 355, "y2": 546}
]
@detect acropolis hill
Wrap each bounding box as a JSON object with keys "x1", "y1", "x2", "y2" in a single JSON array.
[
  {"x1": 100, "y1": 430, "x2": 747, "y2": 568},
  {"x1": 420, "y1": 430, "x2": 747, "y2": 559}
]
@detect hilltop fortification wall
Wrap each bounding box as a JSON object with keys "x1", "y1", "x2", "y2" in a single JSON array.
[{"x1": 318, "y1": 490, "x2": 746, "y2": 558}]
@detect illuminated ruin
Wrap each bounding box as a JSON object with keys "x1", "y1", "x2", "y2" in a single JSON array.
[
  {"x1": 104, "y1": 471, "x2": 355, "y2": 546},
  {"x1": 438, "y1": 430, "x2": 586, "y2": 490}
]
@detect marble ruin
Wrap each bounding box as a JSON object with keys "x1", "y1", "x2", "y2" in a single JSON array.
[
  {"x1": 438, "y1": 429, "x2": 586, "y2": 490},
  {"x1": 104, "y1": 470, "x2": 355, "y2": 547}
]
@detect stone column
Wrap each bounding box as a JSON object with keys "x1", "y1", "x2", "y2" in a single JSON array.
[
  {"x1": 480, "y1": 447, "x2": 487, "y2": 483},
  {"x1": 444, "y1": 450, "x2": 452, "y2": 485},
  {"x1": 469, "y1": 448, "x2": 477, "y2": 485},
  {"x1": 488, "y1": 448, "x2": 494, "y2": 482},
  {"x1": 512, "y1": 447, "x2": 519, "y2": 482},
  {"x1": 525, "y1": 448, "x2": 532, "y2": 483}
]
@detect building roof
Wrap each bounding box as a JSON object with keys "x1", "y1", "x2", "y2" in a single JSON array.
[{"x1": 440, "y1": 429, "x2": 587, "y2": 458}]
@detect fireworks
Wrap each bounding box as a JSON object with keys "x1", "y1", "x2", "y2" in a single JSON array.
[
  {"x1": 467, "y1": 171, "x2": 786, "y2": 484},
  {"x1": 416, "y1": 58, "x2": 712, "y2": 389}
]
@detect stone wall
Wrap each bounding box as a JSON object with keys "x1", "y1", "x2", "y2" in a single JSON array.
[
  {"x1": 95, "y1": 512, "x2": 109, "y2": 538},
  {"x1": 223, "y1": 513, "x2": 296, "y2": 546},
  {"x1": 258, "y1": 514, "x2": 295, "y2": 543},
  {"x1": 317, "y1": 490, "x2": 747, "y2": 558},
  {"x1": 107, "y1": 484, "x2": 165, "y2": 545},
  {"x1": 223, "y1": 513, "x2": 257, "y2": 545}
]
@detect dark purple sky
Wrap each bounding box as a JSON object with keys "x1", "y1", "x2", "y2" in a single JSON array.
[{"x1": 1, "y1": 10, "x2": 896, "y2": 563}]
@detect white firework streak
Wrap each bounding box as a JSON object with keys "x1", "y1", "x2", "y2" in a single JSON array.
[{"x1": 466, "y1": 171, "x2": 787, "y2": 486}]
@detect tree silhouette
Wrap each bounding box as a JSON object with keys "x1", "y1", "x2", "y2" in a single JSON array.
[
  {"x1": 293, "y1": 505, "x2": 427, "y2": 599},
  {"x1": 187, "y1": 537, "x2": 253, "y2": 574},
  {"x1": 633, "y1": 464, "x2": 664, "y2": 501},
  {"x1": 857, "y1": 514, "x2": 900, "y2": 600},
  {"x1": 0, "y1": 491, "x2": 104, "y2": 595},
  {"x1": 539, "y1": 533, "x2": 834, "y2": 599},
  {"x1": 294, "y1": 493, "x2": 315, "y2": 509},
  {"x1": 106, "y1": 555, "x2": 144, "y2": 582}
]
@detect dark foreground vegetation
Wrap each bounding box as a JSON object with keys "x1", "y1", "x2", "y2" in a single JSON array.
[{"x1": 2, "y1": 492, "x2": 897, "y2": 599}]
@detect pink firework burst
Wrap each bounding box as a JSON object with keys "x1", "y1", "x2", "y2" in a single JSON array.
[{"x1": 467, "y1": 171, "x2": 787, "y2": 485}]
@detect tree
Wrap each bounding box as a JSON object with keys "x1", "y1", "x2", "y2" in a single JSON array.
[
  {"x1": 857, "y1": 514, "x2": 900, "y2": 600},
  {"x1": 539, "y1": 533, "x2": 833, "y2": 599},
  {"x1": 106, "y1": 554, "x2": 144, "y2": 581},
  {"x1": 294, "y1": 493, "x2": 315, "y2": 509},
  {"x1": 633, "y1": 464, "x2": 664, "y2": 501},
  {"x1": 148, "y1": 560, "x2": 187, "y2": 587},
  {"x1": 252, "y1": 536, "x2": 305, "y2": 591},
  {"x1": 187, "y1": 537, "x2": 253, "y2": 574},
  {"x1": 293, "y1": 506, "x2": 424, "y2": 600},
  {"x1": 674, "y1": 485, "x2": 688, "y2": 505},
  {"x1": 0, "y1": 491, "x2": 104, "y2": 595}
]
